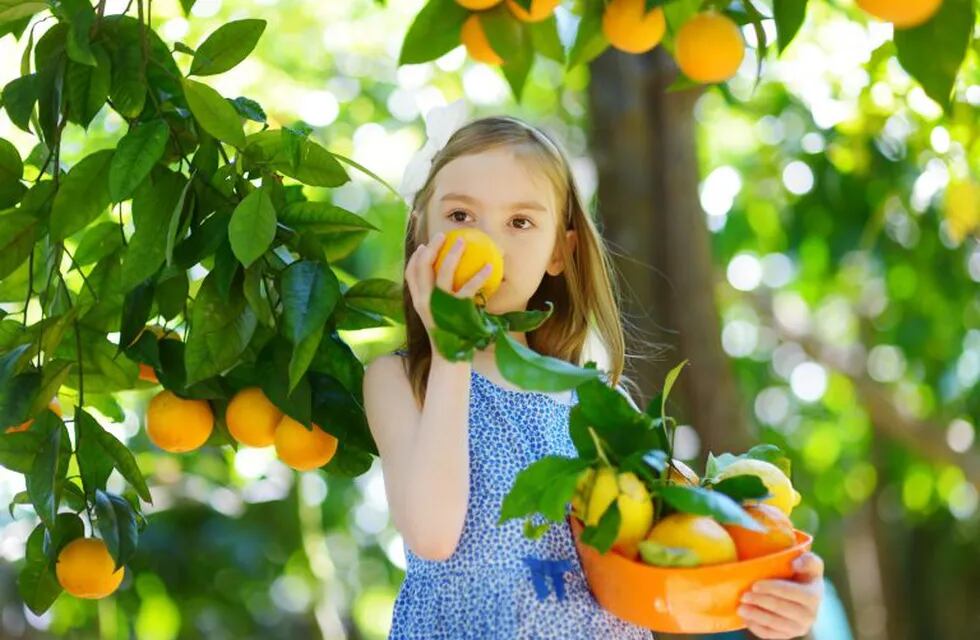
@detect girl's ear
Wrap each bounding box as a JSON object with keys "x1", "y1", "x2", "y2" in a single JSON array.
[{"x1": 546, "y1": 229, "x2": 578, "y2": 276}]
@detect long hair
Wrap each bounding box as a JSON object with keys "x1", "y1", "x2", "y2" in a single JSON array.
[{"x1": 399, "y1": 114, "x2": 647, "y2": 409}]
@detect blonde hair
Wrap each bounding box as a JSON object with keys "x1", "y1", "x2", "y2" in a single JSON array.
[{"x1": 399, "y1": 114, "x2": 649, "y2": 408}]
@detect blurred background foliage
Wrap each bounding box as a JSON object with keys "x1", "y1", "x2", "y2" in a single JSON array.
[{"x1": 0, "y1": 0, "x2": 978, "y2": 638}]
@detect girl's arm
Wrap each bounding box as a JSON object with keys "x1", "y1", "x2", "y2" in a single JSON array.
[{"x1": 363, "y1": 350, "x2": 473, "y2": 561}]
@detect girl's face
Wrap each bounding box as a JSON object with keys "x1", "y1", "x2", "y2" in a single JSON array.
[{"x1": 423, "y1": 147, "x2": 577, "y2": 315}]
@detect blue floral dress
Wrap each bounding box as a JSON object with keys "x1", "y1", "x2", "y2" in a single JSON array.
[{"x1": 388, "y1": 351, "x2": 653, "y2": 639}]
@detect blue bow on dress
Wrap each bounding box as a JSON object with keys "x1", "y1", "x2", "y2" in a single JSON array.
[{"x1": 522, "y1": 555, "x2": 574, "y2": 602}]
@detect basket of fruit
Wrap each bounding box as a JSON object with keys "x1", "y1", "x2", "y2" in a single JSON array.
[{"x1": 498, "y1": 359, "x2": 814, "y2": 634}]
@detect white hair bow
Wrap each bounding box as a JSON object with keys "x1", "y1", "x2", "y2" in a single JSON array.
[{"x1": 398, "y1": 98, "x2": 469, "y2": 206}]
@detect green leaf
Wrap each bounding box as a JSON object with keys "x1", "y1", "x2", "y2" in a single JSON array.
[
  {"x1": 0, "y1": 211, "x2": 37, "y2": 280},
  {"x1": 1, "y1": 73, "x2": 39, "y2": 133},
  {"x1": 44, "y1": 512, "x2": 85, "y2": 561},
  {"x1": 342, "y1": 278, "x2": 403, "y2": 322},
  {"x1": 494, "y1": 302, "x2": 553, "y2": 333},
  {"x1": 184, "y1": 272, "x2": 257, "y2": 385},
  {"x1": 18, "y1": 523, "x2": 62, "y2": 616},
  {"x1": 73, "y1": 221, "x2": 123, "y2": 267},
  {"x1": 109, "y1": 118, "x2": 170, "y2": 202},
  {"x1": 0, "y1": 136, "x2": 25, "y2": 208},
  {"x1": 75, "y1": 409, "x2": 114, "y2": 497},
  {"x1": 429, "y1": 286, "x2": 496, "y2": 339},
  {"x1": 894, "y1": 0, "x2": 973, "y2": 112},
  {"x1": 566, "y1": 0, "x2": 608, "y2": 69},
  {"x1": 0, "y1": 431, "x2": 43, "y2": 473},
  {"x1": 189, "y1": 18, "x2": 266, "y2": 76},
  {"x1": 580, "y1": 500, "x2": 620, "y2": 554},
  {"x1": 711, "y1": 475, "x2": 771, "y2": 502},
  {"x1": 495, "y1": 331, "x2": 602, "y2": 392},
  {"x1": 181, "y1": 77, "x2": 245, "y2": 148},
  {"x1": 658, "y1": 485, "x2": 765, "y2": 532},
  {"x1": 49, "y1": 148, "x2": 114, "y2": 240},
  {"x1": 121, "y1": 171, "x2": 188, "y2": 292},
  {"x1": 399, "y1": 0, "x2": 469, "y2": 65},
  {"x1": 529, "y1": 14, "x2": 565, "y2": 64},
  {"x1": 66, "y1": 44, "x2": 111, "y2": 128},
  {"x1": 229, "y1": 186, "x2": 277, "y2": 267},
  {"x1": 288, "y1": 322, "x2": 324, "y2": 394},
  {"x1": 773, "y1": 0, "x2": 808, "y2": 53},
  {"x1": 279, "y1": 200, "x2": 378, "y2": 232},
  {"x1": 243, "y1": 130, "x2": 349, "y2": 187},
  {"x1": 499, "y1": 455, "x2": 591, "y2": 524},
  {"x1": 26, "y1": 412, "x2": 68, "y2": 531},
  {"x1": 280, "y1": 260, "x2": 341, "y2": 345},
  {"x1": 75, "y1": 408, "x2": 152, "y2": 502},
  {"x1": 94, "y1": 490, "x2": 138, "y2": 570},
  {"x1": 483, "y1": 6, "x2": 535, "y2": 100},
  {"x1": 259, "y1": 337, "x2": 312, "y2": 427}
]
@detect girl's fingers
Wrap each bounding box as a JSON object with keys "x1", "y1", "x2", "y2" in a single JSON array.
[
  {"x1": 740, "y1": 592, "x2": 813, "y2": 622},
  {"x1": 737, "y1": 603, "x2": 802, "y2": 638},
  {"x1": 454, "y1": 263, "x2": 493, "y2": 299},
  {"x1": 436, "y1": 237, "x2": 465, "y2": 292}
]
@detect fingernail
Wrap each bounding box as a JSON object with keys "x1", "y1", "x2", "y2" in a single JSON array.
[{"x1": 454, "y1": 238, "x2": 464, "y2": 250}]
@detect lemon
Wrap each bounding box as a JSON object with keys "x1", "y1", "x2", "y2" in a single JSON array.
[{"x1": 714, "y1": 458, "x2": 802, "y2": 516}]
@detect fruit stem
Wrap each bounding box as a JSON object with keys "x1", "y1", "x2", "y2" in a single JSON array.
[{"x1": 587, "y1": 426, "x2": 612, "y2": 467}]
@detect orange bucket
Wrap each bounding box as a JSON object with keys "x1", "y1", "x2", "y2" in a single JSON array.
[{"x1": 569, "y1": 514, "x2": 813, "y2": 634}]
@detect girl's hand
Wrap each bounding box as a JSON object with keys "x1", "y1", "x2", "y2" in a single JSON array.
[
  {"x1": 405, "y1": 231, "x2": 494, "y2": 339},
  {"x1": 737, "y1": 552, "x2": 825, "y2": 639}
]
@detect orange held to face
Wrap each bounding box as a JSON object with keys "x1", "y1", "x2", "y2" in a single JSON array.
[
  {"x1": 723, "y1": 503, "x2": 796, "y2": 561},
  {"x1": 601, "y1": 0, "x2": 667, "y2": 54},
  {"x1": 432, "y1": 228, "x2": 505, "y2": 303},
  {"x1": 856, "y1": 0, "x2": 944, "y2": 29},
  {"x1": 225, "y1": 387, "x2": 283, "y2": 447},
  {"x1": 274, "y1": 415, "x2": 339, "y2": 471},
  {"x1": 5, "y1": 398, "x2": 62, "y2": 434},
  {"x1": 146, "y1": 390, "x2": 214, "y2": 453},
  {"x1": 461, "y1": 14, "x2": 503, "y2": 66},
  {"x1": 56, "y1": 538, "x2": 125, "y2": 599},
  {"x1": 674, "y1": 11, "x2": 745, "y2": 84}
]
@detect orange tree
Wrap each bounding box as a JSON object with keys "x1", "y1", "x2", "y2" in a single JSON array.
[
  {"x1": 401, "y1": 0, "x2": 976, "y2": 111},
  {"x1": 0, "y1": 4, "x2": 406, "y2": 615}
]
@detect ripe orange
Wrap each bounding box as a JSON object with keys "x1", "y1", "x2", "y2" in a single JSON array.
[
  {"x1": 856, "y1": 0, "x2": 943, "y2": 28},
  {"x1": 432, "y1": 228, "x2": 505, "y2": 303},
  {"x1": 56, "y1": 538, "x2": 125, "y2": 599},
  {"x1": 5, "y1": 398, "x2": 62, "y2": 434},
  {"x1": 146, "y1": 390, "x2": 214, "y2": 453},
  {"x1": 461, "y1": 14, "x2": 503, "y2": 66},
  {"x1": 505, "y1": 0, "x2": 559, "y2": 22},
  {"x1": 723, "y1": 503, "x2": 796, "y2": 560},
  {"x1": 137, "y1": 325, "x2": 181, "y2": 384},
  {"x1": 643, "y1": 513, "x2": 737, "y2": 566},
  {"x1": 601, "y1": 0, "x2": 667, "y2": 54},
  {"x1": 674, "y1": 11, "x2": 745, "y2": 83},
  {"x1": 455, "y1": 0, "x2": 502, "y2": 9},
  {"x1": 274, "y1": 415, "x2": 339, "y2": 471},
  {"x1": 225, "y1": 387, "x2": 283, "y2": 447}
]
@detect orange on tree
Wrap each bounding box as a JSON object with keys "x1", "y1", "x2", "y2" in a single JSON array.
[
  {"x1": 573, "y1": 465, "x2": 654, "y2": 560},
  {"x1": 225, "y1": 387, "x2": 283, "y2": 447},
  {"x1": 432, "y1": 227, "x2": 505, "y2": 302},
  {"x1": 274, "y1": 415, "x2": 339, "y2": 471},
  {"x1": 455, "y1": 0, "x2": 502, "y2": 9},
  {"x1": 601, "y1": 0, "x2": 667, "y2": 54},
  {"x1": 856, "y1": 0, "x2": 944, "y2": 29},
  {"x1": 723, "y1": 503, "x2": 796, "y2": 560},
  {"x1": 674, "y1": 11, "x2": 745, "y2": 84},
  {"x1": 461, "y1": 14, "x2": 503, "y2": 66},
  {"x1": 5, "y1": 397, "x2": 62, "y2": 434},
  {"x1": 136, "y1": 325, "x2": 181, "y2": 384},
  {"x1": 641, "y1": 513, "x2": 737, "y2": 567},
  {"x1": 505, "y1": 0, "x2": 559, "y2": 22},
  {"x1": 55, "y1": 538, "x2": 125, "y2": 599},
  {"x1": 146, "y1": 390, "x2": 214, "y2": 453}
]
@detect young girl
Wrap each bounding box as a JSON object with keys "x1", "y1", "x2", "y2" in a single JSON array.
[{"x1": 363, "y1": 107, "x2": 825, "y2": 639}]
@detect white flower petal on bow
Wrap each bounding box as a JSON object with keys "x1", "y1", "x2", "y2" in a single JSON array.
[{"x1": 398, "y1": 98, "x2": 469, "y2": 205}]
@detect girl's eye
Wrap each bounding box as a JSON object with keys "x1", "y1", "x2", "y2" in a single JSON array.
[
  {"x1": 512, "y1": 217, "x2": 533, "y2": 230},
  {"x1": 448, "y1": 210, "x2": 469, "y2": 223}
]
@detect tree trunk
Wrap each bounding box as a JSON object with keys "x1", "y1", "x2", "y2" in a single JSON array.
[{"x1": 586, "y1": 46, "x2": 753, "y2": 461}]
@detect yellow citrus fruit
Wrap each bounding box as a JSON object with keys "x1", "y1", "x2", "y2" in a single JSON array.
[
  {"x1": 56, "y1": 538, "x2": 125, "y2": 599},
  {"x1": 506, "y1": 0, "x2": 559, "y2": 22},
  {"x1": 723, "y1": 503, "x2": 796, "y2": 560},
  {"x1": 666, "y1": 458, "x2": 700, "y2": 486},
  {"x1": 461, "y1": 14, "x2": 503, "y2": 65},
  {"x1": 674, "y1": 11, "x2": 745, "y2": 83},
  {"x1": 5, "y1": 398, "x2": 62, "y2": 434},
  {"x1": 714, "y1": 458, "x2": 802, "y2": 516},
  {"x1": 856, "y1": 0, "x2": 943, "y2": 28},
  {"x1": 432, "y1": 228, "x2": 505, "y2": 303},
  {"x1": 225, "y1": 387, "x2": 283, "y2": 447},
  {"x1": 455, "y1": 0, "x2": 502, "y2": 9},
  {"x1": 601, "y1": 0, "x2": 667, "y2": 54},
  {"x1": 578, "y1": 466, "x2": 654, "y2": 559},
  {"x1": 645, "y1": 513, "x2": 737, "y2": 566},
  {"x1": 137, "y1": 325, "x2": 181, "y2": 384},
  {"x1": 943, "y1": 179, "x2": 980, "y2": 243},
  {"x1": 146, "y1": 390, "x2": 214, "y2": 453},
  {"x1": 274, "y1": 415, "x2": 339, "y2": 471}
]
